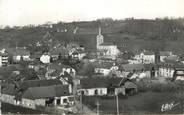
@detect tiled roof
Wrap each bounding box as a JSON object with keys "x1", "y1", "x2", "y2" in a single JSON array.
[
  {"x1": 80, "y1": 77, "x2": 136, "y2": 89},
  {"x1": 100, "y1": 42, "x2": 116, "y2": 46},
  {"x1": 50, "y1": 47, "x2": 69, "y2": 56},
  {"x1": 80, "y1": 77, "x2": 123, "y2": 89},
  {"x1": 143, "y1": 64, "x2": 158, "y2": 70},
  {"x1": 135, "y1": 51, "x2": 154, "y2": 55},
  {"x1": 120, "y1": 64, "x2": 157, "y2": 72},
  {"x1": 30, "y1": 51, "x2": 43, "y2": 59},
  {"x1": 47, "y1": 63, "x2": 72, "y2": 71},
  {"x1": 22, "y1": 85, "x2": 70, "y2": 99},
  {"x1": 73, "y1": 48, "x2": 86, "y2": 54},
  {"x1": 164, "y1": 56, "x2": 178, "y2": 61},
  {"x1": 49, "y1": 70, "x2": 61, "y2": 77},
  {"x1": 93, "y1": 61, "x2": 114, "y2": 69},
  {"x1": 120, "y1": 64, "x2": 145, "y2": 72},
  {"x1": 0, "y1": 65, "x2": 24, "y2": 73},
  {"x1": 0, "y1": 52, "x2": 8, "y2": 56},
  {"x1": 158, "y1": 63, "x2": 184, "y2": 69},
  {"x1": 19, "y1": 79, "x2": 63, "y2": 90},
  {"x1": 7, "y1": 48, "x2": 30, "y2": 56},
  {"x1": 159, "y1": 51, "x2": 172, "y2": 56},
  {"x1": 143, "y1": 51, "x2": 155, "y2": 55},
  {"x1": 124, "y1": 81, "x2": 137, "y2": 89}
]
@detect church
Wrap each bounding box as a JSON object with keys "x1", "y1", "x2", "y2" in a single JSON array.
[{"x1": 96, "y1": 27, "x2": 120, "y2": 60}]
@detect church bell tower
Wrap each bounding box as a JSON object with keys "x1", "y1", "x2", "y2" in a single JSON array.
[{"x1": 96, "y1": 27, "x2": 104, "y2": 49}]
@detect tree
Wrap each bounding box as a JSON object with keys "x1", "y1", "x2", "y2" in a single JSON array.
[
  {"x1": 78, "y1": 59, "x2": 94, "y2": 77},
  {"x1": 19, "y1": 56, "x2": 28, "y2": 68},
  {"x1": 20, "y1": 68, "x2": 39, "y2": 80}
]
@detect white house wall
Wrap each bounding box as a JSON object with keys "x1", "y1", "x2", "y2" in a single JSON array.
[
  {"x1": 40, "y1": 55, "x2": 51, "y2": 64},
  {"x1": 13, "y1": 55, "x2": 30, "y2": 62},
  {"x1": 134, "y1": 53, "x2": 155, "y2": 64},
  {"x1": 94, "y1": 68, "x2": 111, "y2": 76},
  {"x1": 160, "y1": 56, "x2": 167, "y2": 62},
  {"x1": 0, "y1": 56, "x2": 2, "y2": 67},
  {"x1": 1, "y1": 94, "x2": 16, "y2": 105},
  {"x1": 115, "y1": 87, "x2": 125, "y2": 95},
  {"x1": 62, "y1": 68, "x2": 76, "y2": 76},
  {"x1": 78, "y1": 88, "x2": 107, "y2": 96},
  {"x1": 159, "y1": 67, "x2": 174, "y2": 78},
  {"x1": 21, "y1": 98, "x2": 37, "y2": 109},
  {"x1": 176, "y1": 76, "x2": 184, "y2": 81},
  {"x1": 143, "y1": 55, "x2": 155, "y2": 64}
]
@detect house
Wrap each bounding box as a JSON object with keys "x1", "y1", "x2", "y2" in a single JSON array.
[
  {"x1": 69, "y1": 49, "x2": 86, "y2": 60},
  {"x1": 0, "y1": 49, "x2": 8, "y2": 67},
  {"x1": 159, "y1": 51, "x2": 173, "y2": 62},
  {"x1": 96, "y1": 27, "x2": 120, "y2": 60},
  {"x1": 21, "y1": 85, "x2": 74, "y2": 109},
  {"x1": 93, "y1": 62, "x2": 117, "y2": 76},
  {"x1": 120, "y1": 64, "x2": 158, "y2": 79},
  {"x1": 30, "y1": 51, "x2": 43, "y2": 61},
  {"x1": 1, "y1": 83, "x2": 17, "y2": 105},
  {"x1": 128, "y1": 59, "x2": 140, "y2": 64},
  {"x1": 50, "y1": 47, "x2": 69, "y2": 61},
  {"x1": 178, "y1": 54, "x2": 184, "y2": 64},
  {"x1": 28, "y1": 61, "x2": 45, "y2": 71},
  {"x1": 134, "y1": 51, "x2": 155, "y2": 64},
  {"x1": 7, "y1": 47, "x2": 30, "y2": 62},
  {"x1": 40, "y1": 53, "x2": 51, "y2": 64},
  {"x1": 158, "y1": 63, "x2": 175, "y2": 78},
  {"x1": 93, "y1": 62, "x2": 113, "y2": 76},
  {"x1": 57, "y1": 72, "x2": 74, "y2": 85},
  {"x1": 77, "y1": 78, "x2": 108, "y2": 96},
  {"x1": 46, "y1": 63, "x2": 76, "y2": 79},
  {"x1": 158, "y1": 63, "x2": 184, "y2": 78},
  {"x1": 1, "y1": 81, "x2": 74, "y2": 109},
  {"x1": 173, "y1": 68, "x2": 184, "y2": 81},
  {"x1": 108, "y1": 78, "x2": 138, "y2": 96},
  {"x1": 78, "y1": 77, "x2": 138, "y2": 96},
  {"x1": 164, "y1": 55, "x2": 179, "y2": 63}
]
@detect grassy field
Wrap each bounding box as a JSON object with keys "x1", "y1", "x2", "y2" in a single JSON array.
[
  {"x1": 83, "y1": 92, "x2": 184, "y2": 114},
  {"x1": 1, "y1": 102, "x2": 49, "y2": 114}
]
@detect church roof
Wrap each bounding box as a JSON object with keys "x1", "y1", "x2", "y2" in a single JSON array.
[
  {"x1": 143, "y1": 51, "x2": 155, "y2": 55},
  {"x1": 100, "y1": 42, "x2": 116, "y2": 46}
]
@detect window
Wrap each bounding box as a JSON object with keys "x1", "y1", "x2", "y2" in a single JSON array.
[
  {"x1": 57, "y1": 99, "x2": 61, "y2": 105},
  {"x1": 81, "y1": 90, "x2": 84, "y2": 95},
  {"x1": 63, "y1": 98, "x2": 68, "y2": 103},
  {"x1": 100, "y1": 90, "x2": 103, "y2": 95},
  {"x1": 86, "y1": 90, "x2": 89, "y2": 95},
  {"x1": 94, "y1": 89, "x2": 98, "y2": 95}
]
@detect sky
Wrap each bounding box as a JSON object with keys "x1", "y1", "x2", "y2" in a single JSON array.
[{"x1": 0, "y1": 0, "x2": 184, "y2": 26}]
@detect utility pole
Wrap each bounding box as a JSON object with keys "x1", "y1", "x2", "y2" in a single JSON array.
[
  {"x1": 0, "y1": 80, "x2": 1, "y2": 115},
  {"x1": 96, "y1": 99, "x2": 100, "y2": 115},
  {"x1": 116, "y1": 94, "x2": 119, "y2": 115},
  {"x1": 80, "y1": 93, "x2": 83, "y2": 114}
]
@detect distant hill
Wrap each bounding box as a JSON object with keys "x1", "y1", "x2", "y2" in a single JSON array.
[{"x1": 1, "y1": 18, "x2": 184, "y2": 53}]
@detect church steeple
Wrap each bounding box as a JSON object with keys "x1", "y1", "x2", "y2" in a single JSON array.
[
  {"x1": 98, "y1": 27, "x2": 102, "y2": 35},
  {"x1": 96, "y1": 27, "x2": 104, "y2": 49}
]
